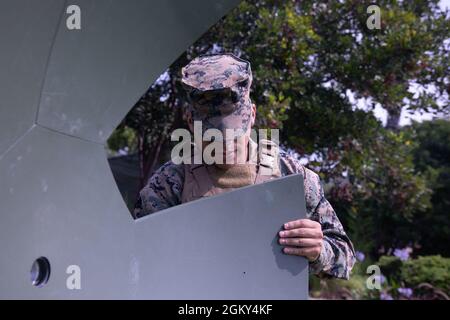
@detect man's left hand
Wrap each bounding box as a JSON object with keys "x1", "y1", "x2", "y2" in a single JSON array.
[{"x1": 278, "y1": 219, "x2": 323, "y2": 262}]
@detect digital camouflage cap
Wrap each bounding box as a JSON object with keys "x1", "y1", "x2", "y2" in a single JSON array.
[{"x1": 181, "y1": 53, "x2": 253, "y2": 139}]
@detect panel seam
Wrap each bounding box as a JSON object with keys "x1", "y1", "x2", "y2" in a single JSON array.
[
  {"x1": 34, "y1": 0, "x2": 69, "y2": 125},
  {"x1": 36, "y1": 123, "x2": 104, "y2": 146},
  {"x1": 0, "y1": 124, "x2": 36, "y2": 161}
]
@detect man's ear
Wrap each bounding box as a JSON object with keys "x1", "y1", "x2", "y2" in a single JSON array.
[{"x1": 250, "y1": 103, "x2": 257, "y2": 127}]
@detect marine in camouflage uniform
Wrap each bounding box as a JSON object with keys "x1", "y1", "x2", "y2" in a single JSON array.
[{"x1": 134, "y1": 53, "x2": 355, "y2": 279}]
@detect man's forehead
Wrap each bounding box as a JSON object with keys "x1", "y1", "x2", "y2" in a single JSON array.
[{"x1": 181, "y1": 53, "x2": 251, "y2": 91}]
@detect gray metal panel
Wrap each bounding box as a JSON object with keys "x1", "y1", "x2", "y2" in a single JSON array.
[
  {"x1": 0, "y1": 126, "x2": 307, "y2": 299},
  {"x1": 134, "y1": 175, "x2": 308, "y2": 299},
  {"x1": 0, "y1": 0, "x2": 64, "y2": 156},
  {"x1": 37, "y1": 0, "x2": 240, "y2": 143},
  {"x1": 0, "y1": 126, "x2": 133, "y2": 299}
]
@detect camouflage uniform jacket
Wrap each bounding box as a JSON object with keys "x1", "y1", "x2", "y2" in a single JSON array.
[{"x1": 133, "y1": 149, "x2": 356, "y2": 280}]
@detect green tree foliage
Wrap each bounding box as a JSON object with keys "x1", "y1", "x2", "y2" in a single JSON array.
[
  {"x1": 411, "y1": 119, "x2": 450, "y2": 256},
  {"x1": 330, "y1": 128, "x2": 432, "y2": 256}
]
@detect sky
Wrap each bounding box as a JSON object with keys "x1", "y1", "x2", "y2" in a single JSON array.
[{"x1": 440, "y1": 0, "x2": 450, "y2": 10}]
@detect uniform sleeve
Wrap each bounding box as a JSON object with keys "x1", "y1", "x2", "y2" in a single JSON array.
[
  {"x1": 280, "y1": 152, "x2": 356, "y2": 279},
  {"x1": 307, "y1": 183, "x2": 356, "y2": 280},
  {"x1": 133, "y1": 161, "x2": 184, "y2": 218}
]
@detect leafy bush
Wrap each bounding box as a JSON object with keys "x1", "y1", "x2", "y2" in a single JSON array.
[
  {"x1": 373, "y1": 254, "x2": 450, "y2": 299},
  {"x1": 401, "y1": 255, "x2": 450, "y2": 294},
  {"x1": 312, "y1": 253, "x2": 450, "y2": 299},
  {"x1": 378, "y1": 255, "x2": 403, "y2": 283}
]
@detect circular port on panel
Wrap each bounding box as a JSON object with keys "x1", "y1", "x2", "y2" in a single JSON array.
[{"x1": 30, "y1": 257, "x2": 51, "y2": 287}]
